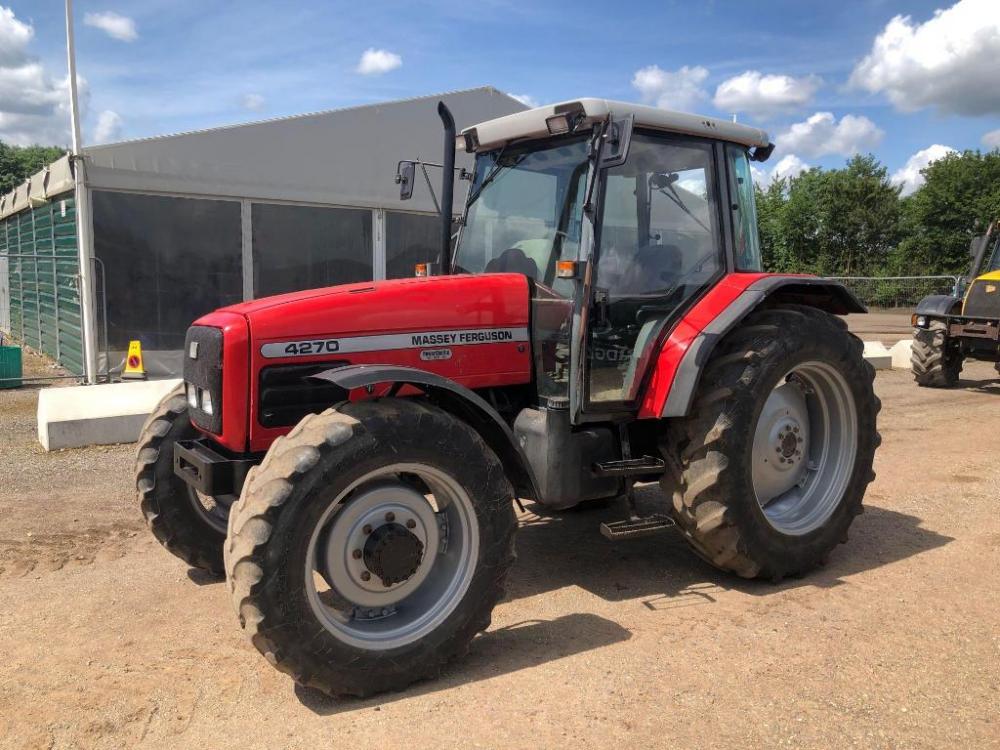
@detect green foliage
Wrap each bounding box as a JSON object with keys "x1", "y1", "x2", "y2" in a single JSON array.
[
  {"x1": 0, "y1": 141, "x2": 67, "y2": 194},
  {"x1": 894, "y1": 150, "x2": 1000, "y2": 276},
  {"x1": 755, "y1": 150, "x2": 1000, "y2": 278}
]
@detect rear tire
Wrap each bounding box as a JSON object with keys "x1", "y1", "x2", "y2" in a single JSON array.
[
  {"x1": 224, "y1": 398, "x2": 517, "y2": 697},
  {"x1": 911, "y1": 319, "x2": 962, "y2": 387},
  {"x1": 663, "y1": 305, "x2": 880, "y2": 580},
  {"x1": 135, "y1": 385, "x2": 228, "y2": 575}
]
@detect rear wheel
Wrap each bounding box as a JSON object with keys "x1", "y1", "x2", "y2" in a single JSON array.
[
  {"x1": 224, "y1": 398, "x2": 516, "y2": 697},
  {"x1": 912, "y1": 319, "x2": 962, "y2": 387},
  {"x1": 663, "y1": 305, "x2": 880, "y2": 580},
  {"x1": 135, "y1": 385, "x2": 232, "y2": 575}
]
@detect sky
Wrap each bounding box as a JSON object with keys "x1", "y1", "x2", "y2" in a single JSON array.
[{"x1": 1, "y1": 0, "x2": 998, "y2": 195}]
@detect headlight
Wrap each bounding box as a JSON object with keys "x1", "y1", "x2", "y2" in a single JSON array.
[
  {"x1": 187, "y1": 383, "x2": 198, "y2": 409},
  {"x1": 201, "y1": 389, "x2": 214, "y2": 415}
]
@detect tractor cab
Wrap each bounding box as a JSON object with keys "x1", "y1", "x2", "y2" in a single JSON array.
[{"x1": 400, "y1": 99, "x2": 774, "y2": 422}]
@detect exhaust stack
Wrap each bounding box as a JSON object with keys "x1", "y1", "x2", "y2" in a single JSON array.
[{"x1": 437, "y1": 101, "x2": 456, "y2": 273}]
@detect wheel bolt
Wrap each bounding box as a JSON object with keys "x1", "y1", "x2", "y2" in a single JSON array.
[
  {"x1": 385, "y1": 512, "x2": 395, "y2": 522},
  {"x1": 775, "y1": 447, "x2": 781, "y2": 453},
  {"x1": 793, "y1": 426, "x2": 799, "y2": 433},
  {"x1": 360, "y1": 571, "x2": 371, "y2": 581},
  {"x1": 352, "y1": 549, "x2": 362, "y2": 559},
  {"x1": 383, "y1": 580, "x2": 393, "y2": 588},
  {"x1": 363, "y1": 524, "x2": 373, "y2": 535},
  {"x1": 406, "y1": 519, "x2": 416, "y2": 529}
]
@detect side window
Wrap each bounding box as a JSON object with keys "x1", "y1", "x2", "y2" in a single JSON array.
[{"x1": 727, "y1": 145, "x2": 762, "y2": 271}]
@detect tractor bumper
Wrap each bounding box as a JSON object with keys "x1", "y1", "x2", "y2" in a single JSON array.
[{"x1": 173, "y1": 438, "x2": 258, "y2": 497}]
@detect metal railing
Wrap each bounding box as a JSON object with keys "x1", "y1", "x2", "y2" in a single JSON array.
[{"x1": 824, "y1": 276, "x2": 962, "y2": 310}]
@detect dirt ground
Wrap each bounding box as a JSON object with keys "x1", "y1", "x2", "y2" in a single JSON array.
[{"x1": 1, "y1": 334, "x2": 999, "y2": 750}]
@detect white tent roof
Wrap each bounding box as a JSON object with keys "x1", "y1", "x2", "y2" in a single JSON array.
[{"x1": 0, "y1": 87, "x2": 526, "y2": 220}]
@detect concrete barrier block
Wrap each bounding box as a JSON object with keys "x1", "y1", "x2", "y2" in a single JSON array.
[
  {"x1": 862, "y1": 341, "x2": 892, "y2": 370},
  {"x1": 37, "y1": 379, "x2": 182, "y2": 451},
  {"x1": 889, "y1": 339, "x2": 914, "y2": 369}
]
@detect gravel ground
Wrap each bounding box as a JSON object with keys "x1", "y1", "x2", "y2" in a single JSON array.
[{"x1": 0, "y1": 340, "x2": 998, "y2": 749}]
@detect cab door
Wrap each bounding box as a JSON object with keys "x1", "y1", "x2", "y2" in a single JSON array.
[{"x1": 571, "y1": 132, "x2": 727, "y2": 421}]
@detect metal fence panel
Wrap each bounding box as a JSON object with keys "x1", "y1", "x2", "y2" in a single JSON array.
[
  {"x1": 0, "y1": 195, "x2": 82, "y2": 374},
  {"x1": 824, "y1": 276, "x2": 962, "y2": 310}
]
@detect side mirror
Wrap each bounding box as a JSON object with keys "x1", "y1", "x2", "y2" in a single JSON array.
[
  {"x1": 598, "y1": 114, "x2": 634, "y2": 169},
  {"x1": 396, "y1": 161, "x2": 416, "y2": 200}
]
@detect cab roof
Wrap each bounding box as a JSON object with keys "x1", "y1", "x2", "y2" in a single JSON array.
[{"x1": 461, "y1": 97, "x2": 771, "y2": 153}]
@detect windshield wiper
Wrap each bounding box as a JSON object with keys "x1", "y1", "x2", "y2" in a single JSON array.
[
  {"x1": 466, "y1": 146, "x2": 523, "y2": 206},
  {"x1": 655, "y1": 183, "x2": 711, "y2": 234}
]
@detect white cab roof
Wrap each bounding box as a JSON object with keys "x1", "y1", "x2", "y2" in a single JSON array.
[{"x1": 462, "y1": 97, "x2": 770, "y2": 152}]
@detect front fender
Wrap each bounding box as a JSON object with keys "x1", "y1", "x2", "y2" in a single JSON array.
[
  {"x1": 312, "y1": 364, "x2": 540, "y2": 501},
  {"x1": 915, "y1": 294, "x2": 962, "y2": 317}
]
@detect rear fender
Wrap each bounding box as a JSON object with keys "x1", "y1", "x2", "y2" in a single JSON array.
[
  {"x1": 648, "y1": 276, "x2": 866, "y2": 419},
  {"x1": 312, "y1": 364, "x2": 539, "y2": 501}
]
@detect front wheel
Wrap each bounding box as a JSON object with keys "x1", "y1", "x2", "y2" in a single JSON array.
[
  {"x1": 135, "y1": 385, "x2": 233, "y2": 575},
  {"x1": 224, "y1": 399, "x2": 516, "y2": 697},
  {"x1": 912, "y1": 319, "x2": 962, "y2": 387},
  {"x1": 664, "y1": 305, "x2": 881, "y2": 580}
]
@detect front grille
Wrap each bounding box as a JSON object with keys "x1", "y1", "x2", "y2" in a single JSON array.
[
  {"x1": 964, "y1": 279, "x2": 1000, "y2": 318},
  {"x1": 184, "y1": 326, "x2": 224, "y2": 434},
  {"x1": 258, "y1": 363, "x2": 349, "y2": 428}
]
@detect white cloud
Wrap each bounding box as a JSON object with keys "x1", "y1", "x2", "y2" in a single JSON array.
[
  {"x1": 983, "y1": 128, "x2": 1000, "y2": 149},
  {"x1": 508, "y1": 93, "x2": 538, "y2": 108},
  {"x1": 753, "y1": 154, "x2": 811, "y2": 187},
  {"x1": 93, "y1": 109, "x2": 122, "y2": 144},
  {"x1": 0, "y1": 6, "x2": 33, "y2": 66},
  {"x1": 241, "y1": 93, "x2": 265, "y2": 111},
  {"x1": 777, "y1": 112, "x2": 884, "y2": 158},
  {"x1": 891, "y1": 144, "x2": 956, "y2": 196},
  {"x1": 849, "y1": 0, "x2": 1000, "y2": 115},
  {"x1": 84, "y1": 11, "x2": 138, "y2": 42},
  {"x1": 356, "y1": 48, "x2": 402, "y2": 76},
  {"x1": 632, "y1": 64, "x2": 709, "y2": 112},
  {"x1": 0, "y1": 7, "x2": 85, "y2": 146},
  {"x1": 713, "y1": 71, "x2": 821, "y2": 118}
]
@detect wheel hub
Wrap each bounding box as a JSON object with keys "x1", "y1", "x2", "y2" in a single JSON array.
[{"x1": 363, "y1": 523, "x2": 424, "y2": 586}]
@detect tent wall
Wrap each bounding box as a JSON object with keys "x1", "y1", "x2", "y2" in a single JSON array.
[{"x1": 0, "y1": 194, "x2": 84, "y2": 373}]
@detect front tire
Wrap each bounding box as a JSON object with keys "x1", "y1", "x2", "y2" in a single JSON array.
[
  {"x1": 135, "y1": 385, "x2": 231, "y2": 575},
  {"x1": 224, "y1": 399, "x2": 517, "y2": 697},
  {"x1": 663, "y1": 305, "x2": 880, "y2": 580},
  {"x1": 912, "y1": 319, "x2": 962, "y2": 387}
]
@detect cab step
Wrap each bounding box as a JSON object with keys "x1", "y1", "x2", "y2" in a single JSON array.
[
  {"x1": 592, "y1": 455, "x2": 666, "y2": 477},
  {"x1": 600, "y1": 513, "x2": 675, "y2": 541}
]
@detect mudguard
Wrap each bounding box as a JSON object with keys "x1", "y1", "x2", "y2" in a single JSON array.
[
  {"x1": 915, "y1": 294, "x2": 962, "y2": 317},
  {"x1": 641, "y1": 274, "x2": 866, "y2": 419},
  {"x1": 312, "y1": 364, "x2": 540, "y2": 500}
]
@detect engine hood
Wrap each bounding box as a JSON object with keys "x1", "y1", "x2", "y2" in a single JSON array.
[{"x1": 210, "y1": 273, "x2": 531, "y2": 343}]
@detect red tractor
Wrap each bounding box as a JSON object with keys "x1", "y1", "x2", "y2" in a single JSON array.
[{"x1": 136, "y1": 99, "x2": 880, "y2": 697}]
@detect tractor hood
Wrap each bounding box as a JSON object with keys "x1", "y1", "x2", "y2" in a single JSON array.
[{"x1": 218, "y1": 273, "x2": 531, "y2": 343}]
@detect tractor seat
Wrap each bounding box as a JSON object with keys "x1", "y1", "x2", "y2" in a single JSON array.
[{"x1": 485, "y1": 247, "x2": 540, "y2": 280}]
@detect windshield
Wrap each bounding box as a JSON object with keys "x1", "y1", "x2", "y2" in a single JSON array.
[{"x1": 454, "y1": 135, "x2": 590, "y2": 288}]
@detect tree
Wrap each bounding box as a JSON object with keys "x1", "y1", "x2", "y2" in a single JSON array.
[
  {"x1": 0, "y1": 141, "x2": 67, "y2": 194},
  {"x1": 894, "y1": 150, "x2": 1000, "y2": 276},
  {"x1": 755, "y1": 155, "x2": 902, "y2": 277}
]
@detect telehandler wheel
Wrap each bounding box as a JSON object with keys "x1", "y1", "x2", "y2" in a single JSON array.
[
  {"x1": 224, "y1": 398, "x2": 517, "y2": 697},
  {"x1": 135, "y1": 385, "x2": 231, "y2": 575},
  {"x1": 664, "y1": 305, "x2": 880, "y2": 580},
  {"x1": 911, "y1": 319, "x2": 962, "y2": 387}
]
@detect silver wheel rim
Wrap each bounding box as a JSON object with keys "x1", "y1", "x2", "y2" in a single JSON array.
[
  {"x1": 751, "y1": 361, "x2": 858, "y2": 536},
  {"x1": 304, "y1": 463, "x2": 479, "y2": 650},
  {"x1": 187, "y1": 488, "x2": 230, "y2": 535}
]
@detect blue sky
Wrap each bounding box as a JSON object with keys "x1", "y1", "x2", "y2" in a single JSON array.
[{"x1": 2, "y1": 0, "x2": 998, "y2": 193}]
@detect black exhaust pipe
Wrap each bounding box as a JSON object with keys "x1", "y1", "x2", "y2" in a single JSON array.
[{"x1": 437, "y1": 101, "x2": 456, "y2": 273}]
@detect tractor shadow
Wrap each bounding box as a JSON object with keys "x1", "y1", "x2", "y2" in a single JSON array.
[
  {"x1": 294, "y1": 612, "x2": 632, "y2": 715},
  {"x1": 293, "y1": 485, "x2": 951, "y2": 714},
  {"x1": 505, "y1": 485, "x2": 954, "y2": 606}
]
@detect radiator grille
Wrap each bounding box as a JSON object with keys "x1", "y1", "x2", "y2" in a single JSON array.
[
  {"x1": 258, "y1": 363, "x2": 349, "y2": 428},
  {"x1": 184, "y1": 326, "x2": 223, "y2": 434}
]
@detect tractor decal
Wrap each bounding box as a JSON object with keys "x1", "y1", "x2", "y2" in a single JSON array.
[{"x1": 260, "y1": 327, "x2": 529, "y2": 358}]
